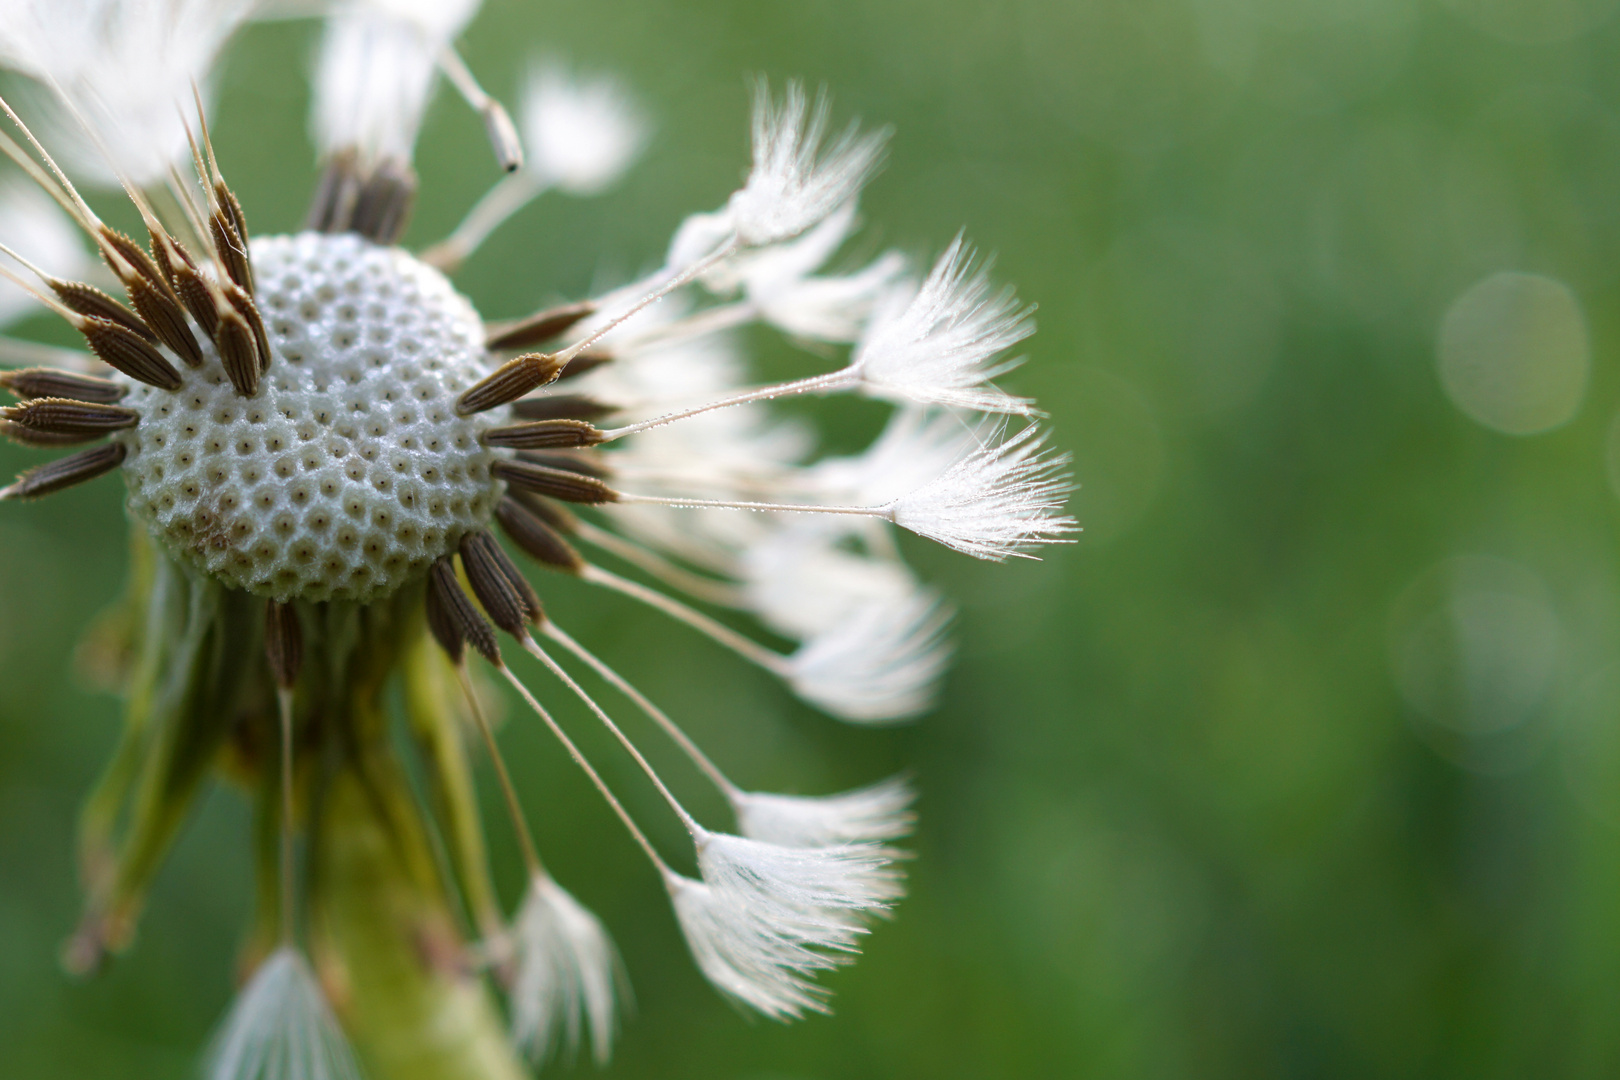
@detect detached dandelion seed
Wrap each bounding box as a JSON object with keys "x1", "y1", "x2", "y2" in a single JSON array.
[{"x1": 0, "y1": 0, "x2": 1072, "y2": 1075}]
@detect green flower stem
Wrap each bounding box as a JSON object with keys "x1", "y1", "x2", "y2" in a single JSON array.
[{"x1": 311, "y1": 719, "x2": 526, "y2": 1080}]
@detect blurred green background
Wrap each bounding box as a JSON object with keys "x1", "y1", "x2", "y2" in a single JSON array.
[{"x1": 9, "y1": 0, "x2": 1620, "y2": 1076}]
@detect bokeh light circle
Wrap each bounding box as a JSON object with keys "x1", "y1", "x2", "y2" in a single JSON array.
[{"x1": 1437, "y1": 271, "x2": 1589, "y2": 435}]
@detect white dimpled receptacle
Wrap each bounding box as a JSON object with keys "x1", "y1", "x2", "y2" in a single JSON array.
[{"x1": 120, "y1": 232, "x2": 506, "y2": 603}]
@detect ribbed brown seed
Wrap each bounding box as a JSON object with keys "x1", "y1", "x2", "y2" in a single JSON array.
[
  {"x1": 264, "y1": 600, "x2": 303, "y2": 690},
  {"x1": 49, "y1": 280, "x2": 154, "y2": 341},
  {"x1": 216, "y1": 304, "x2": 260, "y2": 396},
  {"x1": 484, "y1": 301, "x2": 597, "y2": 351},
  {"x1": 554, "y1": 351, "x2": 613, "y2": 381},
  {"x1": 0, "y1": 441, "x2": 126, "y2": 500},
  {"x1": 306, "y1": 151, "x2": 364, "y2": 234},
  {"x1": 457, "y1": 353, "x2": 567, "y2": 416},
  {"x1": 125, "y1": 272, "x2": 204, "y2": 368},
  {"x1": 424, "y1": 567, "x2": 466, "y2": 663},
  {"x1": 0, "y1": 419, "x2": 97, "y2": 447},
  {"x1": 516, "y1": 449, "x2": 611, "y2": 480},
  {"x1": 0, "y1": 367, "x2": 127, "y2": 404},
  {"x1": 459, "y1": 530, "x2": 543, "y2": 635},
  {"x1": 147, "y1": 226, "x2": 183, "y2": 287},
  {"x1": 80, "y1": 317, "x2": 183, "y2": 390},
  {"x1": 482, "y1": 419, "x2": 605, "y2": 450},
  {"x1": 98, "y1": 228, "x2": 169, "y2": 295},
  {"x1": 510, "y1": 394, "x2": 617, "y2": 422},
  {"x1": 495, "y1": 496, "x2": 586, "y2": 575},
  {"x1": 493, "y1": 459, "x2": 618, "y2": 504},
  {"x1": 3, "y1": 398, "x2": 140, "y2": 435},
  {"x1": 351, "y1": 162, "x2": 416, "y2": 246},
  {"x1": 210, "y1": 214, "x2": 251, "y2": 296},
  {"x1": 223, "y1": 281, "x2": 272, "y2": 373},
  {"x1": 428, "y1": 556, "x2": 501, "y2": 664},
  {"x1": 510, "y1": 490, "x2": 580, "y2": 534},
  {"x1": 169, "y1": 256, "x2": 221, "y2": 338},
  {"x1": 216, "y1": 181, "x2": 254, "y2": 294}
]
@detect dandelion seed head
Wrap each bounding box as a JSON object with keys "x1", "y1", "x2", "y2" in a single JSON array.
[{"x1": 118, "y1": 233, "x2": 506, "y2": 602}]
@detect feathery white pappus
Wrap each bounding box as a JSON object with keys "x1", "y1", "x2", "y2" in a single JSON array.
[
  {"x1": 508, "y1": 874, "x2": 625, "y2": 1067},
  {"x1": 0, "y1": 0, "x2": 1074, "y2": 1071},
  {"x1": 205, "y1": 948, "x2": 363, "y2": 1080}
]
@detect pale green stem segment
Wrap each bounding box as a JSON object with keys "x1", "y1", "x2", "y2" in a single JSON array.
[
  {"x1": 304, "y1": 597, "x2": 529, "y2": 1080},
  {"x1": 402, "y1": 631, "x2": 506, "y2": 943}
]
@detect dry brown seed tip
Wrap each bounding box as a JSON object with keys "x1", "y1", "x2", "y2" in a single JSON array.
[
  {"x1": 459, "y1": 530, "x2": 543, "y2": 635},
  {"x1": 2, "y1": 398, "x2": 139, "y2": 435},
  {"x1": 481, "y1": 419, "x2": 605, "y2": 450},
  {"x1": 264, "y1": 600, "x2": 303, "y2": 690},
  {"x1": 492, "y1": 459, "x2": 619, "y2": 505},
  {"x1": 97, "y1": 228, "x2": 170, "y2": 296},
  {"x1": 210, "y1": 209, "x2": 253, "y2": 295},
  {"x1": 0, "y1": 441, "x2": 126, "y2": 500},
  {"x1": 424, "y1": 563, "x2": 466, "y2": 664},
  {"x1": 510, "y1": 394, "x2": 617, "y2": 423},
  {"x1": 147, "y1": 226, "x2": 191, "y2": 287},
  {"x1": 215, "y1": 304, "x2": 261, "y2": 397},
  {"x1": 515, "y1": 449, "x2": 611, "y2": 480},
  {"x1": 509, "y1": 490, "x2": 580, "y2": 534},
  {"x1": 0, "y1": 368, "x2": 126, "y2": 404},
  {"x1": 428, "y1": 556, "x2": 502, "y2": 665},
  {"x1": 483, "y1": 301, "x2": 598, "y2": 351},
  {"x1": 48, "y1": 280, "x2": 154, "y2": 342},
  {"x1": 169, "y1": 255, "x2": 222, "y2": 338},
  {"x1": 495, "y1": 496, "x2": 587, "y2": 575},
  {"x1": 79, "y1": 317, "x2": 183, "y2": 391},
  {"x1": 351, "y1": 161, "x2": 416, "y2": 246},
  {"x1": 224, "y1": 281, "x2": 272, "y2": 373},
  {"x1": 456, "y1": 353, "x2": 568, "y2": 416},
  {"x1": 125, "y1": 272, "x2": 204, "y2": 368},
  {"x1": 0, "y1": 419, "x2": 97, "y2": 447},
  {"x1": 306, "y1": 150, "x2": 364, "y2": 234}
]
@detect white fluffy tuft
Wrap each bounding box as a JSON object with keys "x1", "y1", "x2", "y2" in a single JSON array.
[
  {"x1": 665, "y1": 871, "x2": 851, "y2": 1020},
  {"x1": 204, "y1": 946, "x2": 362, "y2": 1080},
  {"x1": 727, "y1": 80, "x2": 889, "y2": 248},
  {"x1": 521, "y1": 64, "x2": 647, "y2": 196},
  {"x1": 853, "y1": 235, "x2": 1037, "y2": 415},
  {"x1": 0, "y1": 0, "x2": 254, "y2": 184},
  {"x1": 888, "y1": 424, "x2": 1077, "y2": 560},
  {"x1": 312, "y1": 0, "x2": 479, "y2": 166},
  {"x1": 508, "y1": 874, "x2": 625, "y2": 1067},
  {"x1": 732, "y1": 776, "x2": 916, "y2": 849},
  {"x1": 786, "y1": 591, "x2": 954, "y2": 722},
  {"x1": 665, "y1": 829, "x2": 901, "y2": 1019}
]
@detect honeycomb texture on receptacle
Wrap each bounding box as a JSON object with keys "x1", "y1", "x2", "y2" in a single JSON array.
[{"x1": 119, "y1": 232, "x2": 507, "y2": 603}]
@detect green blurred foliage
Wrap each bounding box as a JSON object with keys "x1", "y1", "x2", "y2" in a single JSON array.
[{"x1": 7, "y1": 0, "x2": 1620, "y2": 1076}]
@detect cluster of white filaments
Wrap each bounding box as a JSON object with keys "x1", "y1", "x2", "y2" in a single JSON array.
[{"x1": 0, "y1": 0, "x2": 1074, "y2": 1076}]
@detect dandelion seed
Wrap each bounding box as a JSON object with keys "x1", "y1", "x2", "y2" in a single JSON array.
[
  {"x1": 509, "y1": 874, "x2": 625, "y2": 1067},
  {"x1": 205, "y1": 947, "x2": 362, "y2": 1080}
]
